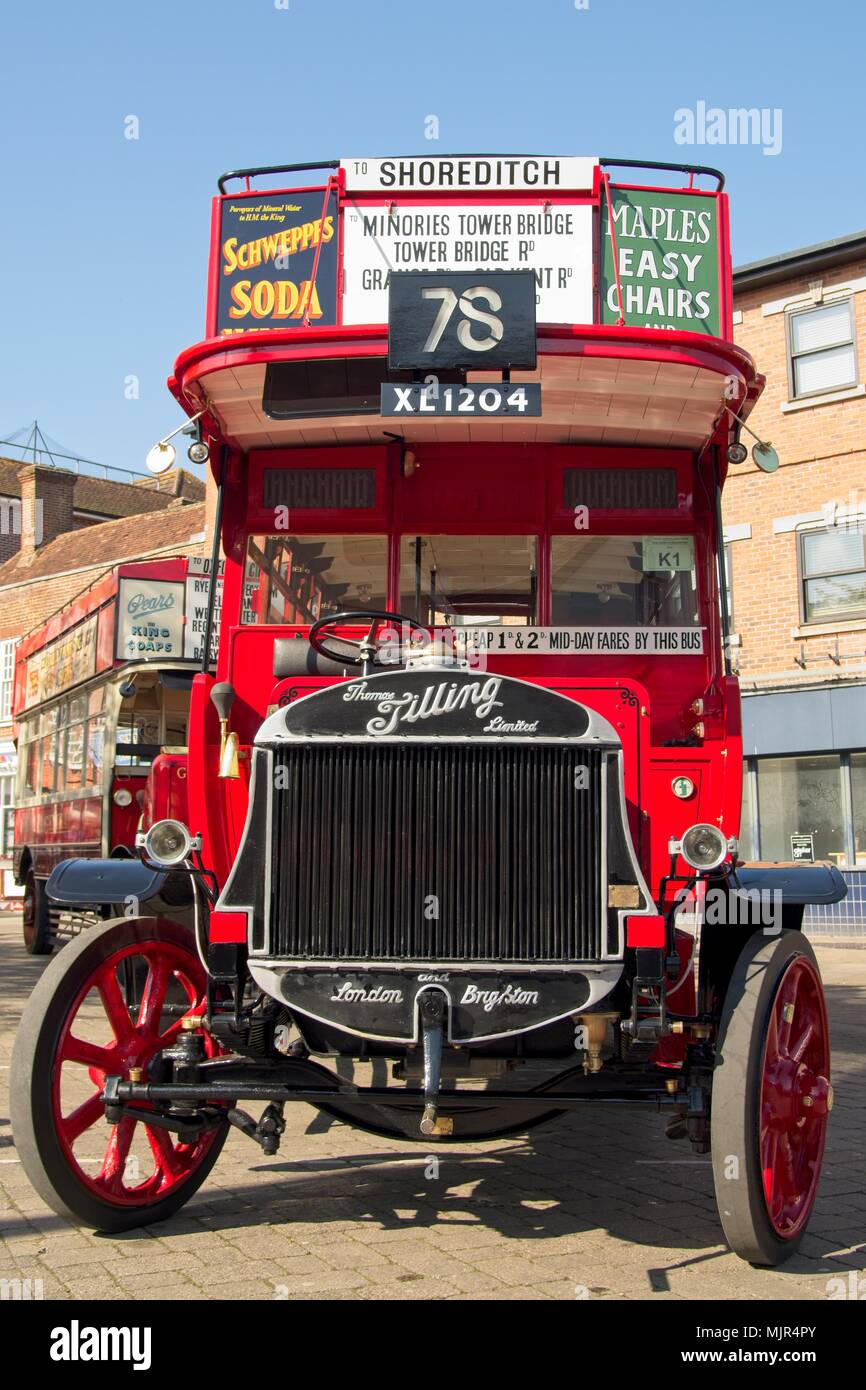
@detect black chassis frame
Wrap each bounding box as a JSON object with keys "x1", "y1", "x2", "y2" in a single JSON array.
[{"x1": 48, "y1": 843, "x2": 846, "y2": 1143}]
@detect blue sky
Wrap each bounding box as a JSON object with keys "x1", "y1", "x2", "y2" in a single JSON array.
[{"x1": 1, "y1": 0, "x2": 863, "y2": 476}]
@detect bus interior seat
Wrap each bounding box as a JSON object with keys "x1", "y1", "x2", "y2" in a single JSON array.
[{"x1": 272, "y1": 638, "x2": 352, "y2": 679}]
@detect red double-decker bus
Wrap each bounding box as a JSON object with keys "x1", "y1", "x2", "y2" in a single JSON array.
[
  {"x1": 12, "y1": 556, "x2": 215, "y2": 952},
  {"x1": 11, "y1": 156, "x2": 844, "y2": 1265}
]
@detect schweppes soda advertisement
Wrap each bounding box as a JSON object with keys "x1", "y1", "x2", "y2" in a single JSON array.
[{"x1": 216, "y1": 188, "x2": 339, "y2": 335}]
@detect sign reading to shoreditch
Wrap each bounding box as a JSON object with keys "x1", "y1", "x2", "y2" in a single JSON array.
[{"x1": 340, "y1": 156, "x2": 598, "y2": 192}]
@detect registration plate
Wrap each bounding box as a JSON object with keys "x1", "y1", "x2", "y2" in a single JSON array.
[{"x1": 380, "y1": 382, "x2": 542, "y2": 417}]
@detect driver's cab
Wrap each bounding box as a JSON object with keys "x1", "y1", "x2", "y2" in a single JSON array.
[
  {"x1": 250, "y1": 533, "x2": 537, "y2": 629},
  {"x1": 244, "y1": 528, "x2": 701, "y2": 691},
  {"x1": 248, "y1": 531, "x2": 540, "y2": 679},
  {"x1": 218, "y1": 442, "x2": 711, "y2": 755}
]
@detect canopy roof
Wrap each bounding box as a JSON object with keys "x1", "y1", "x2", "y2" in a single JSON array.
[{"x1": 169, "y1": 324, "x2": 762, "y2": 459}]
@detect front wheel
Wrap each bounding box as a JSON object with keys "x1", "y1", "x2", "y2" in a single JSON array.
[
  {"x1": 711, "y1": 930, "x2": 831, "y2": 1265},
  {"x1": 10, "y1": 916, "x2": 227, "y2": 1233}
]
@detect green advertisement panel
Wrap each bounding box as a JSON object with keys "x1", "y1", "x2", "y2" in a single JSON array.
[{"x1": 600, "y1": 188, "x2": 721, "y2": 336}]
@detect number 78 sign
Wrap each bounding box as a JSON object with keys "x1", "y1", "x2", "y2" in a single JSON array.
[{"x1": 387, "y1": 269, "x2": 537, "y2": 371}]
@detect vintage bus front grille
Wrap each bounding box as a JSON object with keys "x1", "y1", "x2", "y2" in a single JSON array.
[{"x1": 266, "y1": 743, "x2": 605, "y2": 963}]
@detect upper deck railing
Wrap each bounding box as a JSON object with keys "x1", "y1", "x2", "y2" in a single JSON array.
[{"x1": 216, "y1": 157, "x2": 726, "y2": 195}]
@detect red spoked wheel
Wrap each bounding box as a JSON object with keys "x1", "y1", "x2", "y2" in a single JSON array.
[
  {"x1": 759, "y1": 955, "x2": 832, "y2": 1239},
  {"x1": 711, "y1": 930, "x2": 831, "y2": 1265},
  {"x1": 11, "y1": 917, "x2": 228, "y2": 1233}
]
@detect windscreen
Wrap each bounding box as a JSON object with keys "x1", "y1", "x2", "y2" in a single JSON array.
[
  {"x1": 399, "y1": 535, "x2": 537, "y2": 626},
  {"x1": 551, "y1": 535, "x2": 700, "y2": 626},
  {"x1": 245, "y1": 535, "x2": 389, "y2": 623}
]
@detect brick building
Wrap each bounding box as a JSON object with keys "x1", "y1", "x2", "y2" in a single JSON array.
[
  {"x1": 725, "y1": 230, "x2": 866, "y2": 923},
  {"x1": 0, "y1": 460, "x2": 206, "y2": 901},
  {"x1": 0, "y1": 457, "x2": 203, "y2": 565}
]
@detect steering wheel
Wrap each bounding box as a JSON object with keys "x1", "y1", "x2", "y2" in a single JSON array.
[{"x1": 308, "y1": 610, "x2": 429, "y2": 672}]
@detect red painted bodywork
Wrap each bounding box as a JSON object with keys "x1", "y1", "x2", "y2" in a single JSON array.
[
  {"x1": 167, "y1": 163, "x2": 762, "y2": 948},
  {"x1": 210, "y1": 909, "x2": 251, "y2": 944},
  {"x1": 626, "y1": 915, "x2": 667, "y2": 948},
  {"x1": 178, "y1": 437, "x2": 750, "y2": 938},
  {"x1": 140, "y1": 754, "x2": 190, "y2": 830}
]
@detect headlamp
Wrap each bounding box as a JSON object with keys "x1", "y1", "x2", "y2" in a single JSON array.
[
  {"x1": 137, "y1": 819, "x2": 200, "y2": 867},
  {"x1": 669, "y1": 823, "x2": 736, "y2": 872}
]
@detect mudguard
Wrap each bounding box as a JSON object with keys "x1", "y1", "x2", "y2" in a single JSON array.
[
  {"x1": 730, "y1": 861, "x2": 847, "y2": 905},
  {"x1": 46, "y1": 858, "x2": 168, "y2": 906}
]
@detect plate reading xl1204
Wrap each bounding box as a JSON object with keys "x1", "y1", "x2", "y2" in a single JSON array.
[{"x1": 381, "y1": 382, "x2": 541, "y2": 417}]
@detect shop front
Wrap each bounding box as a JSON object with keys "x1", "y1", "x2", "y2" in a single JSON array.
[{"x1": 741, "y1": 683, "x2": 866, "y2": 929}]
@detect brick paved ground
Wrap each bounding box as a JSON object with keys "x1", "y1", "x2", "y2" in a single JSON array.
[{"x1": 1, "y1": 917, "x2": 864, "y2": 1302}]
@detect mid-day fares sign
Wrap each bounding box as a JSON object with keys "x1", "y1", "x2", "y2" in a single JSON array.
[
  {"x1": 216, "y1": 188, "x2": 339, "y2": 335},
  {"x1": 600, "y1": 188, "x2": 721, "y2": 335}
]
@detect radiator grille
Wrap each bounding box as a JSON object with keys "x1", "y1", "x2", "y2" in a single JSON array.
[{"x1": 267, "y1": 743, "x2": 605, "y2": 962}]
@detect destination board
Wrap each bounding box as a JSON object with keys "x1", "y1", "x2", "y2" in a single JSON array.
[{"x1": 341, "y1": 202, "x2": 593, "y2": 325}]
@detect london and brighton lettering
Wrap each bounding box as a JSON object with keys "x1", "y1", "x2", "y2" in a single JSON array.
[{"x1": 328, "y1": 981, "x2": 540, "y2": 1012}]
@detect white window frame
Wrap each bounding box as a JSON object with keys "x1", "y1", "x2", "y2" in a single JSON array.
[
  {"x1": 0, "y1": 638, "x2": 16, "y2": 723},
  {"x1": 786, "y1": 297, "x2": 858, "y2": 401}
]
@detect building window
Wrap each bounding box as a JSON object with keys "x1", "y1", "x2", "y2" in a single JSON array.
[
  {"x1": 755, "y1": 755, "x2": 845, "y2": 864},
  {"x1": 0, "y1": 639, "x2": 15, "y2": 722},
  {"x1": 745, "y1": 750, "x2": 866, "y2": 869},
  {"x1": 850, "y1": 753, "x2": 866, "y2": 866},
  {"x1": 723, "y1": 542, "x2": 733, "y2": 630},
  {"x1": 0, "y1": 773, "x2": 14, "y2": 857},
  {"x1": 799, "y1": 526, "x2": 866, "y2": 623},
  {"x1": 739, "y1": 759, "x2": 756, "y2": 859},
  {"x1": 787, "y1": 298, "x2": 857, "y2": 400}
]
